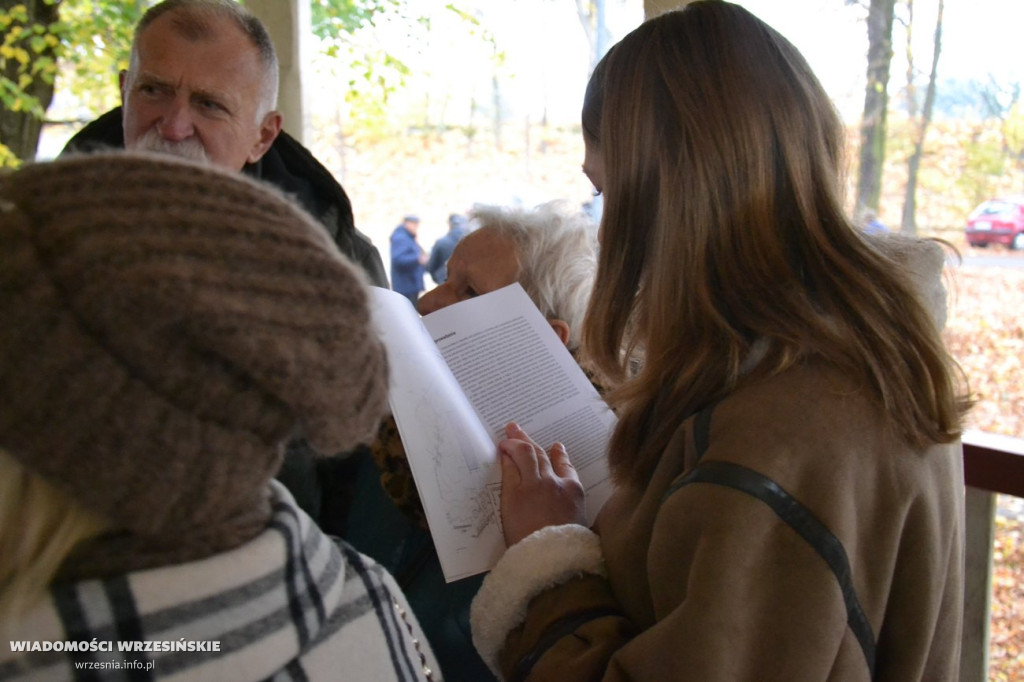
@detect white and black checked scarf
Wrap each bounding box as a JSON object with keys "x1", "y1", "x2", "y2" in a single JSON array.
[{"x1": 0, "y1": 482, "x2": 439, "y2": 681}]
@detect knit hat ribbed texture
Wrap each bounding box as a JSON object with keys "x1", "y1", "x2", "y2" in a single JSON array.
[{"x1": 0, "y1": 153, "x2": 388, "y2": 551}]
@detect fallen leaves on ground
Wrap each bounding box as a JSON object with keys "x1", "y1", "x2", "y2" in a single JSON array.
[
  {"x1": 992, "y1": 516, "x2": 1024, "y2": 681},
  {"x1": 944, "y1": 263, "x2": 1024, "y2": 681}
]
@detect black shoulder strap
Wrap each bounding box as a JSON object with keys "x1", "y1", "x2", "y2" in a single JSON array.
[{"x1": 664, "y1": 407, "x2": 877, "y2": 678}]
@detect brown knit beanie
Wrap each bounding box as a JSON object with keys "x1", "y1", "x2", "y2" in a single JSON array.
[{"x1": 0, "y1": 153, "x2": 388, "y2": 575}]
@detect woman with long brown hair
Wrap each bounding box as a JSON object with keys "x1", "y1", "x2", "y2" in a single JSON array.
[{"x1": 470, "y1": 2, "x2": 969, "y2": 680}]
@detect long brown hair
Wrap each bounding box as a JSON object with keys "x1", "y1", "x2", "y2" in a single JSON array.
[{"x1": 581, "y1": 1, "x2": 968, "y2": 484}]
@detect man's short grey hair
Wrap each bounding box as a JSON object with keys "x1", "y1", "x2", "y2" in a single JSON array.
[
  {"x1": 129, "y1": 0, "x2": 279, "y2": 118},
  {"x1": 469, "y1": 201, "x2": 598, "y2": 350}
]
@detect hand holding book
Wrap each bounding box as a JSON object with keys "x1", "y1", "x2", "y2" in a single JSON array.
[
  {"x1": 497, "y1": 422, "x2": 588, "y2": 547},
  {"x1": 369, "y1": 283, "x2": 615, "y2": 581}
]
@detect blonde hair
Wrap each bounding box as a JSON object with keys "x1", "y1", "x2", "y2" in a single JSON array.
[
  {"x1": 0, "y1": 448, "x2": 108, "y2": 631},
  {"x1": 581, "y1": 2, "x2": 969, "y2": 484}
]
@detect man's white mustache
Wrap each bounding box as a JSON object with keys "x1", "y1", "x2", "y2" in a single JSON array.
[{"x1": 132, "y1": 130, "x2": 210, "y2": 164}]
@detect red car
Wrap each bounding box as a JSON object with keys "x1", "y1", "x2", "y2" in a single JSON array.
[{"x1": 965, "y1": 197, "x2": 1024, "y2": 250}]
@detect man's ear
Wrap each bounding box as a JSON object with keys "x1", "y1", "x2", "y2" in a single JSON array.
[
  {"x1": 548, "y1": 319, "x2": 571, "y2": 346},
  {"x1": 119, "y1": 70, "x2": 128, "y2": 105},
  {"x1": 247, "y1": 111, "x2": 283, "y2": 164}
]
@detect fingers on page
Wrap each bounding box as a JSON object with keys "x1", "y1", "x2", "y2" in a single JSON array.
[
  {"x1": 549, "y1": 442, "x2": 580, "y2": 480},
  {"x1": 500, "y1": 437, "x2": 541, "y2": 479}
]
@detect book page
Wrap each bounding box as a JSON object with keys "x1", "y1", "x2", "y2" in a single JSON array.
[
  {"x1": 421, "y1": 284, "x2": 615, "y2": 522},
  {"x1": 369, "y1": 284, "x2": 616, "y2": 582}
]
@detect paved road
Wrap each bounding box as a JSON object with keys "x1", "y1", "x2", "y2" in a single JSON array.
[{"x1": 958, "y1": 255, "x2": 1024, "y2": 269}]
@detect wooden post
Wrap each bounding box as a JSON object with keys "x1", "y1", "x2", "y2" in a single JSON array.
[
  {"x1": 960, "y1": 486, "x2": 994, "y2": 682},
  {"x1": 644, "y1": 0, "x2": 689, "y2": 19},
  {"x1": 246, "y1": 0, "x2": 310, "y2": 145}
]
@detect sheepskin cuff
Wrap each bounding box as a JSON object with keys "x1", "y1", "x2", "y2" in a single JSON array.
[{"x1": 470, "y1": 524, "x2": 605, "y2": 678}]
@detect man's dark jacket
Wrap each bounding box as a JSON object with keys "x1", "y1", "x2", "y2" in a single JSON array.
[{"x1": 61, "y1": 107, "x2": 388, "y2": 288}]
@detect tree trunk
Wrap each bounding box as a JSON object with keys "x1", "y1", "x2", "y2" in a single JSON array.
[
  {"x1": 855, "y1": 0, "x2": 897, "y2": 214},
  {"x1": 491, "y1": 72, "x2": 502, "y2": 152},
  {"x1": 0, "y1": 0, "x2": 61, "y2": 163},
  {"x1": 466, "y1": 96, "x2": 476, "y2": 158},
  {"x1": 575, "y1": 0, "x2": 610, "y2": 71},
  {"x1": 901, "y1": 0, "x2": 943, "y2": 234},
  {"x1": 904, "y1": 0, "x2": 917, "y2": 119}
]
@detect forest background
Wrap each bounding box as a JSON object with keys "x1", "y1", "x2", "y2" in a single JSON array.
[{"x1": 1, "y1": 0, "x2": 1023, "y2": 677}]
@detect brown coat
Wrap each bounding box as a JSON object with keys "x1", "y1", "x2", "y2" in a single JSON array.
[{"x1": 472, "y1": 361, "x2": 964, "y2": 681}]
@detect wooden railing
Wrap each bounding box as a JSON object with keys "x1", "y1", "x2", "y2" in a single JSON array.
[{"x1": 961, "y1": 430, "x2": 1024, "y2": 682}]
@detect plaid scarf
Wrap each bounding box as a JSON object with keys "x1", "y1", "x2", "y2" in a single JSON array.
[{"x1": 0, "y1": 483, "x2": 438, "y2": 681}]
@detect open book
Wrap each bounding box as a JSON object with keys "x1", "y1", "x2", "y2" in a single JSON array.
[{"x1": 368, "y1": 283, "x2": 616, "y2": 582}]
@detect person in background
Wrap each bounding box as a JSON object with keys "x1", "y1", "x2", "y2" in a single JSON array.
[
  {"x1": 0, "y1": 153, "x2": 437, "y2": 681},
  {"x1": 390, "y1": 214, "x2": 429, "y2": 305},
  {"x1": 347, "y1": 201, "x2": 599, "y2": 681},
  {"x1": 59, "y1": 0, "x2": 388, "y2": 530},
  {"x1": 861, "y1": 208, "x2": 891, "y2": 234},
  {"x1": 426, "y1": 213, "x2": 469, "y2": 285},
  {"x1": 471, "y1": 3, "x2": 969, "y2": 680}
]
